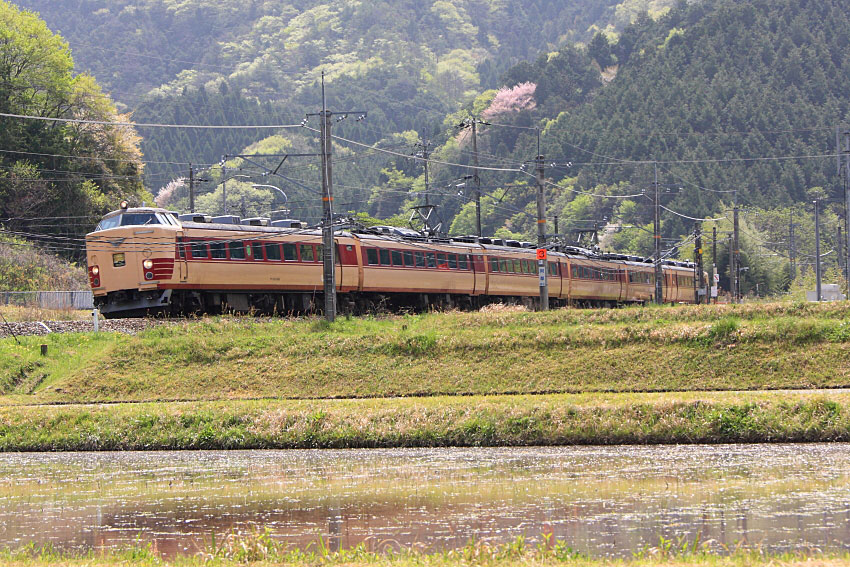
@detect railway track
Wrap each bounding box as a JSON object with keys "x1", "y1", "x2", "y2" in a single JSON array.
[{"x1": 0, "y1": 318, "x2": 167, "y2": 338}]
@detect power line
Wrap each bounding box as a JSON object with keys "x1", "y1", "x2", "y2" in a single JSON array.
[{"x1": 0, "y1": 112, "x2": 303, "y2": 130}]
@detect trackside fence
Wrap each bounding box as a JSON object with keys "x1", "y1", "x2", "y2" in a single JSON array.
[{"x1": 1, "y1": 291, "x2": 94, "y2": 310}]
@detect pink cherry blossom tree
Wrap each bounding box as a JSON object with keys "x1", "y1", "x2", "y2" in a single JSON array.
[{"x1": 482, "y1": 82, "x2": 537, "y2": 119}]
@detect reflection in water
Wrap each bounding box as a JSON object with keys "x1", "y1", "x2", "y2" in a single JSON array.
[{"x1": 0, "y1": 445, "x2": 849, "y2": 558}]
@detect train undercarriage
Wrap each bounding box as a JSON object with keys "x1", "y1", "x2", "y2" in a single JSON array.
[{"x1": 94, "y1": 288, "x2": 626, "y2": 318}]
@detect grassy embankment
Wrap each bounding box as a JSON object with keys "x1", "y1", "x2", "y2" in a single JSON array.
[{"x1": 2, "y1": 302, "x2": 850, "y2": 449}]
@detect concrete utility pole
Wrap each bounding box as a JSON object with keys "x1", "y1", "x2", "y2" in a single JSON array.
[
  {"x1": 712, "y1": 225, "x2": 718, "y2": 304},
  {"x1": 319, "y1": 81, "x2": 335, "y2": 321},
  {"x1": 694, "y1": 223, "x2": 704, "y2": 304},
  {"x1": 839, "y1": 224, "x2": 844, "y2": 289},
  {"x1": 418, "y1": 140, "x2": 431, "y2": 206},
  {"x1": 471, "y1": 120, "x2": 482, "y2": 237},
  {"x1": 188, "y1": 164, "x2": 195, "y2": 213},
  {"x1": 308, "y1": 73, "x2": 367, "y2": 322},
  {"x1": 536, "y1": 153, "x2": 549, "y2": 311},
  {"x1": 732, "y1": 191, "x2": 740, "y2": 303},
  {"x1": 654, "y1": 162, "x2": 663, "y2": 304},
  {"x1": 728, "y1": 235, "x2": 734, "y2": 303},
  {"x1": 844, "y1": 129, "x2": 850, "y2": 295},
  {"x1": 814, "y1": 199, "x2": 822, "y2": 302},
  {"x1": 789, "y1": 209, "x2": 796, "y2": 281},
  {"x1": 221, "y1": 156, "x2": 228, "y2": 214}
]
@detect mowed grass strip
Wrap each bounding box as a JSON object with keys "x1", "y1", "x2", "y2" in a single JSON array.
[
  {"x1": 1, "y1": 391, "x2": 849, "y2": 451},
  {"x1": 1, "y1": 302, "x2": 849, "y2": 403}
]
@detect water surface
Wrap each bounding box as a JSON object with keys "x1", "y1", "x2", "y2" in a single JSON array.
[{"x1": 0, "y1": 444, "x2": 848, "y2": 558}]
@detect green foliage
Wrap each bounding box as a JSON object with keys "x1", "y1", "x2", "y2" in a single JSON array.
[
  {"x1": 0, "y1": 1, "x2": 148, "y2": 259},
  {"x1": 0, "y1": 233, "x2": 88, "y2": 291}
]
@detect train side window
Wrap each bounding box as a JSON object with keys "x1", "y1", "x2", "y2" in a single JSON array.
[
  {"x1": 448, "y1": 254, "x2": 457, "y2": 269},
  {"x1": 249, "y1": 242, "x2": 264, "y2": 261},
  {"x1": 229, "y1": 241, "x2": 245, "y2": 260},
  {"x1": 316, "y1": 245, "x2": 323, "y2": 262},
  {"x1": 209, "y1": 241, "x2": 227, "y2": 259},
  {"x1": 436, "y1": 253, "x2": 447, "y2": 269},
  {"x1": 426, "y1": 252, "x2": 436, "y2": 268},
  {"x1": 283, "y1": 243, "x2": 298, "y2": 261},
  {"x1": 490, "y1": 258, "x2": 499, "y2": 272},
  {"x1": 458, "y1": 255, "x2": 468, "y2": 270},
  {"x1": 414, "y1": 251, "x2": 425, "y2": 267},
  {"x1": 379, "y1": 249, "x2": 390, "y2": 265},
  {"x1": 510, "y1": 259, "x2": 520, "y2": 273},
  {"x1": 300, "y1": 244, "x2": 315, "y2": 262},
  {"x1": 367, "y1": 248, "x2": 379, "y2": 265},
  {"x1": 571, "y1": 265, "x2": 578, "y2": 278},
  {"x1": 265, "y1": 243, "x2": 281, "y2": 261},
  {"x1": 177, "y1": 238, "x2": 186, "y2": 259},
  {"x1": 499, "y1": 259, "x2": 508, "y2": 272},
  {"x1": 403, "y1": 251, "x2": 414, "y2": 266},
  {"x1": 191, "y1": 240, "x2": 208, "y2": 259},
  {"x1": 549, "y1": 262, "x2": 558, "y2": 276},
  {"x1": 504, "y1": 260, "x2": 514, "y2": 273},
  {"x1": 391, "y1": 250, "x2": 403, "y2": 266}
]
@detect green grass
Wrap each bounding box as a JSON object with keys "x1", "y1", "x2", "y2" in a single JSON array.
[
  {"x1": 1, "y1": 534, "x2": 848, "y2": 567},
  {"x1": 3, "y1": 303, "x2": 850, "y2": 449},
  {"x1": 2, "y1": 391, "x2": 850, "y2": 451},
  {"x1": 2, "y1": 303, "x2": 850, "y2": 404}
]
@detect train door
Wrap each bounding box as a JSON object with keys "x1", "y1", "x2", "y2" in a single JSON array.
[
  {"x1": 177, "y1": 231, "x2": 188, "y2": 281},
  {"x1": 472, "y1": 253, "x2": 486, "y2": 296},
  {"x1": 618, "y1": 268, "x2": 625, "y2": 302}
]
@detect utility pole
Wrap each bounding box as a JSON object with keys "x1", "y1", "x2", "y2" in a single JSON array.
[
  {"x1": 221, "y1": 156, "x2": 228, "y2": 214},
  {"x1": 418, "y1": 140, "x2": 431, "y2": 206},
  {"x1": 728, "y1": 235, "x2": 734, "y2": 304},
  {"x1": 814, "y1": 199, "x2": 822, "y2": 302},
  {"x1": 654, "y1": 162, "x2": 663, "y2": 304},
  {"x1": 839, "y1": 224, "x2": 844, "y2": 289},
  {"x1": 536, "y1": 153, "x2": 549, "y2": 311},
  {"x1": 732, "y1": 191, "x2": 740, "y2": 303},
  {"x1": 189, "y1": 164, "x2": 195, "y2": 213},
  {"x1": 319, "y1": 79, "x2": 335, "y2": 321},
  {"x1": 471, "y1": 120, "x2": 482, "y2": 237},
  {"x1": 307, "y1": 73, "x2": 367, "y2": 322},
  {"x1": 789, "y1": 209, "x2": 796, "y2": 281},
  {"x1": 844, "y1": 129, "x2": 850, "y2": 297},
  {"x1": 712, "y1": 225, "x2": 718, "y2": 304},
  {"x1": 694, "y1": 223, "x2": 704, "y2": 304}
]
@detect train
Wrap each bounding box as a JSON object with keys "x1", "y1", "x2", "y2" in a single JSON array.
[{"x1": 85, "y1": 204, "x2": 702, "y2": 317}]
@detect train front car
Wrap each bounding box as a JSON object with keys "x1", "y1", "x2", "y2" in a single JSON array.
[{"x1": 86, "y1": 205, "x2": 181, "y2": 317}]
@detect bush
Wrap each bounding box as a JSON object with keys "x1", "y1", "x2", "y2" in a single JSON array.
[{"x1": 0, "y1": 234, "x2": 87, "y2": 290}]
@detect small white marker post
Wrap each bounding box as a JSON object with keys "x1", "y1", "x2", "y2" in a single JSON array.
[{"x1": 92, "y1": 308, "x2": 100, "y2": 332}]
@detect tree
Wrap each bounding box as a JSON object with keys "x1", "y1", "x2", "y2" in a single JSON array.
[
  {"x1": 588, "y1": 32, "x2": 614, "y2": 68},
  {"x1": 0, "y1": 1, "x2": 148, "y2": 243}
]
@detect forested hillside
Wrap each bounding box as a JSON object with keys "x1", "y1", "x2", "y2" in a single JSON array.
[
  {"x1": 17, "y1": 0, "x2": 675, "y2": 189},
  {"x1": 9, "y1": 0, "x2": 850, "y2": 297}
]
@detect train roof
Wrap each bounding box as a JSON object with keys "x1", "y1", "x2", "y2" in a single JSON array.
[{"x1": 94, "y1": 208, "x2": 697, "y2": 269}]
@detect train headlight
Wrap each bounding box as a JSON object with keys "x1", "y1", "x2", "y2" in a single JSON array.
[
  {"x1": 142, "y1": 259, "x2": 154, "y2": 269},
  {"x1": 91, "y1": 266, "x2": 99, "y2": 276}
]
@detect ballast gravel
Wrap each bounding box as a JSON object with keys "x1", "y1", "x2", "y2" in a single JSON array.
[{"x1": 0, "y1": 318, "x2": 168, "y2": 338}]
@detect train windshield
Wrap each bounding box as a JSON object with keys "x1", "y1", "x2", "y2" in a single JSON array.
[{"x1": 95, "y1": 212, "x2": 178, "y2": 231}]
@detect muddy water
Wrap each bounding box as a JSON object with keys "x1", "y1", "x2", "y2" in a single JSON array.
[{"x1": 0, "y1": 445, "x2": 848, "y2": 558}]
